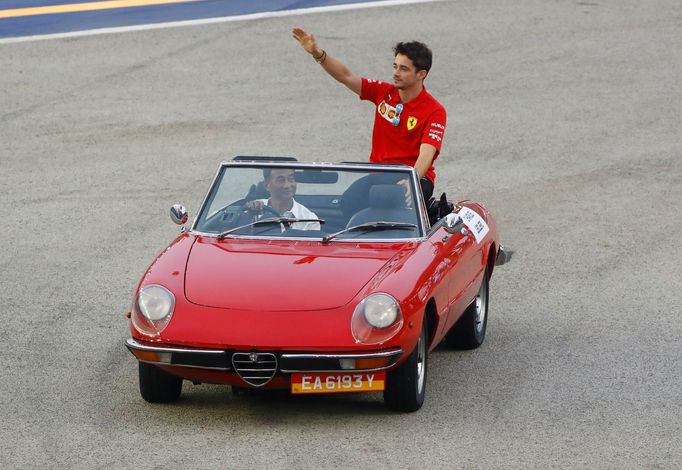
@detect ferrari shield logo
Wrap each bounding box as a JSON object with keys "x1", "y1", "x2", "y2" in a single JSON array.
[{"x1": 406, "y1": 116, "x2": 418, "y2": 130}]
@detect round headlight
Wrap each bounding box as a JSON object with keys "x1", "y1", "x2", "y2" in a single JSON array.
[
  {"x1": 137, "y1": 285, "x2": 175, "y2": 321},
  {"x1": 363, "y1": 293, "x2": 399, "y2": 328},
  {"x1": 351, "y1": 293, "x2": 404, "y2": 345}
]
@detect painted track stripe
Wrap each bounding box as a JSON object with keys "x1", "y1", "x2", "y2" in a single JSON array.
[
  {"x1": 0, "y1": 0, "x2": 202, "y2": 19},
  {"x1": 0, "y1": 0, "x2": 443, "y2": 44}
]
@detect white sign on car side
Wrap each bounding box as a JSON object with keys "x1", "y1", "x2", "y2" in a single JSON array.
[{"x1": 456, "y1": 207, "x2": 489, "y2": 244}]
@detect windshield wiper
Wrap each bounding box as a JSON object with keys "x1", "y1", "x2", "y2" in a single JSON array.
[
  {"x1": 217, "y1": 217, "x2": 325, "y2": 240},
  {"x1": 321, "y1": 221, "x2": 417, "y2": 244}
]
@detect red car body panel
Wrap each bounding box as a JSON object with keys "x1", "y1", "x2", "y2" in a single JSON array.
[
  {"x1": 130, "y1": 202, "x2": 498, "y2": 354},
  {"x1": 127, "y1": 161, "x2": 502, "y2": 394},
  {"x1": 153, "y1": 364, "x2": 293, "y2": 389},
  {"x1": 185, "y1": 238, "x2": 402, "y2": 311}
]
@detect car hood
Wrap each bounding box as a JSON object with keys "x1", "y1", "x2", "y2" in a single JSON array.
[{"x1": 184, "y1": 238, "x2": 406, "y2": 311}]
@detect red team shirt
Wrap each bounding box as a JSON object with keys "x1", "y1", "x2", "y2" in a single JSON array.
[{"x1": 360, "y1": 77, "x2": 447, "y2": 183}]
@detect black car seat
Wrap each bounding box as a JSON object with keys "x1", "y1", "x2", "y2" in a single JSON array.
[
  {"x1": 245, "y1": 181, "x2": 269, "y2": 200},
  {"x1": 425, "y1": 192, "x2": 455, "y2": 225},
  {"x1": 340, "y1": 172, "x2": 405, "y2": 223},
  {"x1": 346, "y1": 184, "x2": 418, "y2": 227}
]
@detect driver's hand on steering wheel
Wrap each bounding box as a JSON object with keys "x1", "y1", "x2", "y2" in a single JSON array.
[{"x1": 245, "y1": 200, "x2": 265, "y2": 211}]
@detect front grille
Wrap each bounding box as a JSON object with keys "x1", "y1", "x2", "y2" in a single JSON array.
[{"x1": 231, "y1": 352, "x2": 277, "y2": 387}]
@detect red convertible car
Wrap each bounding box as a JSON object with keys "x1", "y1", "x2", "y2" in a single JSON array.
[{"x1": 126, "y1": 157, "x2": 508, "y2": 412}]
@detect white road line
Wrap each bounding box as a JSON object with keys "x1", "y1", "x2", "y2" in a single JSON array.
[{"x1": 0, "y1": 0, "x2": 444, "y2": 44}]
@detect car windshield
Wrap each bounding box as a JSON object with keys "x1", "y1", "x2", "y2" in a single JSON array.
[{"x1": 193, "y1": 162, "x2": 424, "y2": 241}]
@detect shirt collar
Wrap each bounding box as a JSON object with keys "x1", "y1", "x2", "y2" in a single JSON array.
[{"x1": 393, "y1": 84, "x2": 428, "y2": 105}]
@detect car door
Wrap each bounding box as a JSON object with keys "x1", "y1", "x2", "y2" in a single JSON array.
[{"x1": 430, "y1": 214, "x2": 484, "y2": 336}]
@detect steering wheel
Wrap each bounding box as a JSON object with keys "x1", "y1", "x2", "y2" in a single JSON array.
[
  {"x1": 252, "y1": 204, "x2": 282, "y2": 219},
  {"x1": 201, "y1": 201, "x2": 283, "y2": 232},
  {"x1": 222, "y1": 202, "x2": 282, "y2": 226}
]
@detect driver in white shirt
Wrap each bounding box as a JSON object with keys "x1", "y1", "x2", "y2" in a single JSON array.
[{"x1": 246, "y1": 168, "x2": 321, "y2": 230}]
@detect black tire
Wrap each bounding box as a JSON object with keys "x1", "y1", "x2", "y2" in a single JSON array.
[
  {"x1": 384, "y1": 317, "x2": 428, "y2": 412},
  {"x1": 446, "y1": 267, "x2": 489, "y2": 350},
  {"x1": 139, "y1": 362, "x2": 183, "y2": 403}
]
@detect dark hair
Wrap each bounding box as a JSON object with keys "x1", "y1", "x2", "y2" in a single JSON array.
[
  {"x1": 262, "y1": 168, "x2": 295, "y2": 180},
  {"x1": 393, "y1": 41, "x2": 432, "y2": 74}
]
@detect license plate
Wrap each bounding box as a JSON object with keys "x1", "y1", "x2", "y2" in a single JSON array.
[{"x1": 291, "y1": 372, "x2": 385, "y2": 394}]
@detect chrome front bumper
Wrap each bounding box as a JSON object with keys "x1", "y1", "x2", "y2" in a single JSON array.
[{"x1": 125, "y1": 338, "x2": 403, "y2": 373}]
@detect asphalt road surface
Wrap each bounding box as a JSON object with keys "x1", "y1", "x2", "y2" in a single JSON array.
[{"x1": 1, "y1": 0, "x2": 680, "y2": 467}]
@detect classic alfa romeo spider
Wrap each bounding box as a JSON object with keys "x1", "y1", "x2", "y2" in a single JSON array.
[{"x1": 125, "y1": 157, "x2": 508, "y2": 412}]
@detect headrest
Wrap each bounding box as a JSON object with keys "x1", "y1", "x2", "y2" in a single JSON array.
[{"x1": 369, "y1": 184, "x2": 405, "y2": 209}]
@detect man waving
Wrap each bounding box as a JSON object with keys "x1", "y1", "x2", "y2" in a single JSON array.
[{"x1": 292, "y1": 27, "x2": 447, "y2": 200}]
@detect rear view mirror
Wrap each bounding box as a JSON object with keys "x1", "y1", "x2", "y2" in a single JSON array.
[
  {"x1": 295, "y1": 170, "x2": 339, "y2": 184},
  {"x1": 170, "y1": 204, "x2": 188, "y2": 225},
  {"x1": 444, "y1": 213, "x2": 468, "y2": 235}
]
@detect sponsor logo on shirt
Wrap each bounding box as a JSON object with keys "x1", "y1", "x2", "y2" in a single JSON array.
[
  {"x1": 428, "y1": 122, "x2": 445, "y2": 141},
  {"x1": 406, "y1": 116, "x2": 418, "y2": 130},
  {"x1": 377, "y1": 100, "x2": 400, "y2": 124}
]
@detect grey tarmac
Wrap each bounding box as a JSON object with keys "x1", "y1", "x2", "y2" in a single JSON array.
[{"x1": 0, "y1": 0, "x2": 680, "y2": 468}]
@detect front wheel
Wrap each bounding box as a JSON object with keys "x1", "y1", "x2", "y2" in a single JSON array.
[
  {"x1": 446, "y1": 267, "x2": 489, "y2": 349},
  {"x1": 139, "y1": 362, "x2": 183, "y2": 403},
  {"x1": 383, "y1": 318, "x2": 428, "y2": 412}
]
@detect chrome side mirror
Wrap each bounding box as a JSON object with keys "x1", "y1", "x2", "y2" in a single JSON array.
[
  {"x1": 443, "y1": 213, "x2": 468, "y2": 235},
  {"x1": 170, "y1": 204, "x2": 188, "y2": 225}
]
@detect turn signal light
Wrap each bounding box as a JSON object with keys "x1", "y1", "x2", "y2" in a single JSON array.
[
  {"x1": 133, "y1": 349, "x2": 160, "y2": 362},
  {"x1": 355, "y1": 357, "x2": 391, "y2": 370}
]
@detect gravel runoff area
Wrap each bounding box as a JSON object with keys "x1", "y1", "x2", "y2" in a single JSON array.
[{"x1": 0, "y1": 0, "x2": 680, "y2": 467}]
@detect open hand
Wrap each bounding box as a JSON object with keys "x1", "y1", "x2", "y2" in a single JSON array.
[{"x1": 292, "y1": 27, "x2": 320, "y2": 55}]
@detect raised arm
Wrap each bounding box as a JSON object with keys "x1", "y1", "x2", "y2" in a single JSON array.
[{"x1": 292, "y1": 27, "x2": 362, "y2": 96}]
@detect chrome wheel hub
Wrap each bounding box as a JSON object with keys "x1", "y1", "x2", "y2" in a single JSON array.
[
  {"x1": 474, "y1": 280, "x2": 488, "y2": 335},
  {"x1": 416, "y1": 330, "x2": 426, "y2": 394}
]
